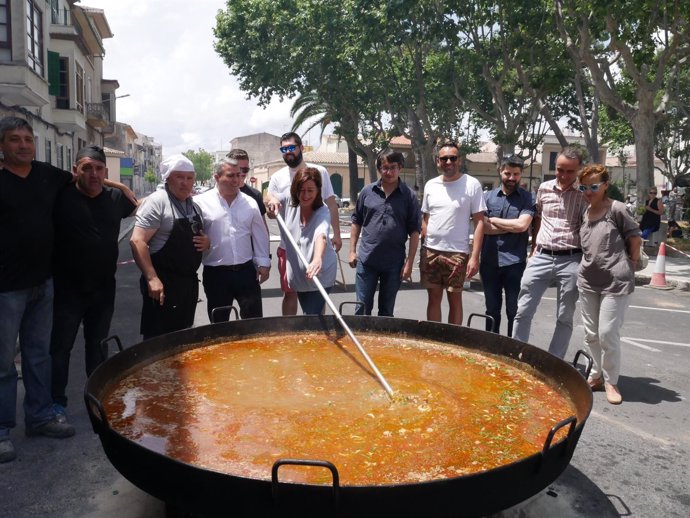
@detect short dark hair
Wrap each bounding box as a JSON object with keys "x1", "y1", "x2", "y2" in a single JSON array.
[
  {"x1": 290, "y1": 167, "x2": 323, "y2": 210},
  {"x1": 0, "y1": 116, "x2": 33, "y2": 142},
  {"x1": 559, "y1": 146, "x2": 586, "y2": 165},
  {"x1": 437, "y1": 140, "x2": 460, "y2": 153},
  {"x1": 280, "y1": 132, "x2": 303, "y2": 146},
  {"x1": 376, "y1": 149, "x2": 404, "y2": 170},
  {"x1": 76, "y1": 145, "x2": 106, "y2": 164},
  {"x1": 226, "y1": 148, "x2": 249, "y2": 161},
  {"x1": 500, "y1": 154, "x2": 524, "y2": 170}
]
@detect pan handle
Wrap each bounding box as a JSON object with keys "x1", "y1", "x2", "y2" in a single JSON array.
[
  {"x1": 338, "y1": 301, "x2": 365, "y2": 315},
  {"x1": 466, "y1": 313, "x2": 495, "y2": 330},
  {"x1": 100, "y1": 335, "x2": 124, "y2": 359},
  {"x1": 210, "y1": 305, "x2": 239, "y2": 323},
  {"x1": 541, "y1": 415, "x2": 577, "y2": 458},
  {"x1": 84, "y1": 391, "x2": 109, "y2": 434},
  {"x1": 572, "y1": 349, "x2": 594, "y2": 379},
  {"x1": 272, "y1": 459, "x2": 340, "y2": 507}
]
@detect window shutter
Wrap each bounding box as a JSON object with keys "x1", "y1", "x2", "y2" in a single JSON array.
[{"x1": 48, "y1": 50, "x2": 60, "y2": 96}]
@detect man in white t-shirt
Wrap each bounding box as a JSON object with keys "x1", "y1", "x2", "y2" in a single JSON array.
[
  {"x1": 420, "y1": 141, "x2": 486, "y2": 325},
  {"x1": 266, "y1": 132, "x2": 342, "y2": 315}
]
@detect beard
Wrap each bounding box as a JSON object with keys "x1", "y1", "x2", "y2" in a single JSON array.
[{"x1": 283, "y1": 150, "x2": 303, "y2": 168}]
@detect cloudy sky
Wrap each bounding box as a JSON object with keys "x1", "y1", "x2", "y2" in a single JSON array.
[{"x1": 85, "y1": 0, "x2": 301, "y2": 157}]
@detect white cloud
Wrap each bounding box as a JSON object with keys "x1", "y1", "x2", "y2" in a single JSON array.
[{"x1": 85, "y1": 0, "x2": 296, "y2": 157}]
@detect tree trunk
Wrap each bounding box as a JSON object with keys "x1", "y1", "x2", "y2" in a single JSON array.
[
  {"x1": 347, "y1": 145, "x2": 360, "y2": 203},
  {"x1": 632, "y1": 97, "x2": 656, "y2": 201}
]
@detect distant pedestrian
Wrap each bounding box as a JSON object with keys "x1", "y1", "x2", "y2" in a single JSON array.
[
  {"x1": 348, "y1": 149, "x2": 420, "y2": 316},
  {"x1": 266, "y1": 132, "x2": 341, "y2": 315},
  {"x1": 130, "y1": 155, "x2": 209, "y2": 339},
  {"x1": 480, "y1": 155, "x2": 535, "y2": 336},
  {"x1": 267, "y1": 168, "x2": 338, "y2": 315},
  {"x1": 639, "y1": 187, "x2": 664, "y2": 240},
  {"x1": 512, "y1": 146, "x2": 587, "y2": 358},
  {"x1": 668, "y1": 187, "x2": 682, "y2": 221},
  {"x1": 420, "y1": 141, "x2": 486, "y2": 325},
  {"x1": 195, "y1": 158, "x2": 270, "y2": 321},
  {"x1": 50, "y1": 146, "x2": 136, "y2": 418},
  {"x1": 577, "y1": 164, "x2": 641, "y2": 405}
]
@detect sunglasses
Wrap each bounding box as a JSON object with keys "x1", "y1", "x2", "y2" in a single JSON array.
[
  {"x1": 439, "y1": 156, "x2": 458, "y2": 163},
  {"x1": 279, "y1": 144, "x2": 298, "y2": 154},
  {"x1": 239, "y1": 167, "x2": 250, "y2": 174},
  {"x1": 578, "y1": 182, "x2": 604, "y2": 193}
]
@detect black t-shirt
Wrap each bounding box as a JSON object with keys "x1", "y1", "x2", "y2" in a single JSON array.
[
  {"x1": 53, "y1": 184, "x2": 135, "y2": 291},
  {"x1": 0, "y1": 161, "x2": 73, "y2": 292},
  {"x1": 240, "y1": 184, "x2": 266, "y2": 215}
]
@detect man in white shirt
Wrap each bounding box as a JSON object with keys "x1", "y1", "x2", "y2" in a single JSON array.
[
  {"x1": 420, "y1": 141, "x2": 486, "y2": 325},
  {"x1": 267, "y1": 132, "x2": 342, "y2": 315},
  {"x1": 195, "y1": 158, "x2": 271, "y2": 321}
]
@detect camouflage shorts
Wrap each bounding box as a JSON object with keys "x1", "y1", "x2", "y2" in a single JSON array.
[{"x1": 419, "y1": 247, "x2": 468, "y2": 292}]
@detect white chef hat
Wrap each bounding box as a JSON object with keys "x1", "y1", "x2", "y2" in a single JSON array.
[{"x1": 160, "y1": 154, "x2": 195, "y2": 181}]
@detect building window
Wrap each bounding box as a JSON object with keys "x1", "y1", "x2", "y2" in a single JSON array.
[
  {"x1": 66, "y1": 147, "x2": 72, "y2": 168},
  {"x1": 75, "y1": 62, "x2": 84, "y2": 113},
  {"x1": 26, "y1": 0, "x2": 43, "y2": 75},
  {"x1": 45, "y1": 139, "x2": 52, "y2": 164},
  {"x1": 549, "y1": 151, "x2": 557, "y2": 171},
  {"x1": 56, "y1": 56, "x2": 69, "y2": 108},
  {"x1": 57, "y1": 144, "x2": 64, "y2": 169},
  {"x1": 0, "y1": 0, "x2": 11, "y2": 61}
]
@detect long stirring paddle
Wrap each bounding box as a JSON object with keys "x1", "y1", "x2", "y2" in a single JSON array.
[{"x1": 275, "y1": 212, "x2": 395, "y2": 399}]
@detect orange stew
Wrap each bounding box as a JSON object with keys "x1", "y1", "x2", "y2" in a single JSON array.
[{"x1": 103, "y1": 334, "x2": 576, "y2": 486}]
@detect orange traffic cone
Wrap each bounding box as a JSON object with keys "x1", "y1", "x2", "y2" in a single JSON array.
[{"x1": 649, "y1": 242, "x2": 671, "y2": 289}]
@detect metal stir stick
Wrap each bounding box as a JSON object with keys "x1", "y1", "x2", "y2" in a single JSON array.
[{"x1": 275, "y1": 212, "x2": 395, "y2": 398}]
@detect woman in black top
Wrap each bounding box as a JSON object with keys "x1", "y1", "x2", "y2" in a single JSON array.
[{"x1": 639, "y1": 187, "x2": 664, "y2": 240}]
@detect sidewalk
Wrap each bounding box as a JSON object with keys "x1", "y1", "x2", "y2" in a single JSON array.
[{"x1": 635, "y1": 252, "x2": 690, "y2": 290}]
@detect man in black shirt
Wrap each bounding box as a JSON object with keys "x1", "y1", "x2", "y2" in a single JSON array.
[
  {"x1": 50, "y1": 146, "x2": 136, "y2": 416},
  {"x1": 0, "y1": 117, "x2": 75, "y2": 463}
]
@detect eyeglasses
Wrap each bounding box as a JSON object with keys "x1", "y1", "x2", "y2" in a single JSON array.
[
  {"x1": 279, "y1": 144, "x2": 298, "y2": 154},
  {"x1": 649, "y1": 191, "x2": 657, "y2": 194},
  {"x1": 438, "y1": 156, "x2": 458, "y2": 163},
  {"x1": 239, "y1": 167, "x2": 250, "y2": 175},
  {"x1": 578, "y1": 183, "x2": 604, "y2": 193},
  {"x1": 381, "y1": 165, "x2": 400, "y2": 172}
]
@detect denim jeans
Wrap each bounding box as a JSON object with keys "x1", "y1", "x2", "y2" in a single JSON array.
[
  {"x1": 479, "y1": 261, "x2": 526, "y2": 337},
  {"x1": 355, "y1": 260, "x2": 404, "y2": 316},
  {"x1": 0, "y1": 280, "x2": 56, "y2": 437},
  {"x1": 512, "y1": 252, "x2": 581, "y2": 359},
  {"x1": 297, "y1": 288, "x2": 331, "y2": 315}
]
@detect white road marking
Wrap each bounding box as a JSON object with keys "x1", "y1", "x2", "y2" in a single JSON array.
[
  {"x1": 590, "y1": 410, "x2": 678, "y2": 448},
  {"x1": 628, "y1": 338, "x2": 690, "y2": 348},
  {"x1": 620, "y1": 337, "x2": 661, "y2": 352},
  {"x1": 543, "y1": 297, "x2": 690, "y2": 314}
]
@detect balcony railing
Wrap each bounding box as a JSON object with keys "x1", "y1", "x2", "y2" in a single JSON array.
[
  {"x1": 86, "y1": 102, "x2": 110, "y2": 126},
  {"x1": 51, "y1": 7, "x2": 71, "y2": 26}
]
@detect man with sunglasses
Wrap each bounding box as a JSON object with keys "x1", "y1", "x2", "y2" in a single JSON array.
[
  {"x1": 512, "y1": 146, "x2": 588, "y2": 359},
  {"x1": 420, "y1": 141, "x2": 486, "y2": 325},
  {"x1": 480, "y1": 155, "x2": 535, "y2": 337},
  {"x1": 227, "y1": 148, "x2": 267, "y2": 224},
  {"x1": 130, "y1": 155, "x2": 210, "y2": 339},
  {"x1": 266, "y1": 132, "x2": 342, "y2": 315}
]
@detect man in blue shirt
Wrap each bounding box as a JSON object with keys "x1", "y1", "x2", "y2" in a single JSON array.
[
  {"x1": 349, "y1": 150, "x2": 420, "y2": 316},
  {"x1": 480, "y1": 155, "x2": 535, "y2": 336}
]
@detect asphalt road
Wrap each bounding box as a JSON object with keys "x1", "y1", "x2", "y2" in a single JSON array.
[{"x1": 2, "y1": 226, "x2": 689, "y2": 517}]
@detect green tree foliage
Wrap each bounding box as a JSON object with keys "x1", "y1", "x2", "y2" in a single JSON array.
[
  {"x1": 182, "y1": 148, "x2": 214, "y2": 184},
  {"x1": 144, "y1": 169, "x2": 157, "y2": 186},
  {"x1": 554, "y1": 0, "x2": 690, "y2": 200}
]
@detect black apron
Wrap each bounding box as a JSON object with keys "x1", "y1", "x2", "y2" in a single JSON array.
[{"x1": 139, "y1": 198, "x2": 203, "y2": 338}]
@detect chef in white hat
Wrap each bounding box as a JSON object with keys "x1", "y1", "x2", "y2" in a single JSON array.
[{"x1": 130, "y1": 154, "x2": 209, "y2": 339}]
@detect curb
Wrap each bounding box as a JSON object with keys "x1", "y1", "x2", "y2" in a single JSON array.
[{"x1": 634, "y1": 273, "x2": 690, "y2": 291}]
